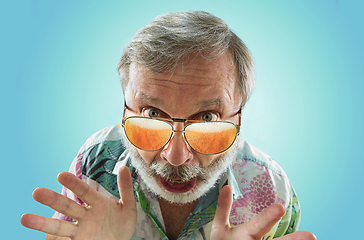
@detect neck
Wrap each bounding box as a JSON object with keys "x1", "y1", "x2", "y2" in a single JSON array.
[{"x1": 158, "y1": 197, "x2": 198, "y2": 240}]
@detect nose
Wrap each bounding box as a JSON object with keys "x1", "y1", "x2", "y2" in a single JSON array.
[{"x1": 160, "y1": 129, "x2": 193, "y2": 166}]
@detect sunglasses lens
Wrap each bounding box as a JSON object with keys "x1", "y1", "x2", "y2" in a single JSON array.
[
  {"x1": 185, "y1": 122, "x2": 237, "y2": 154},
  {"x1": 124, "y1": 118, "x2": 172, "y2": 151}
]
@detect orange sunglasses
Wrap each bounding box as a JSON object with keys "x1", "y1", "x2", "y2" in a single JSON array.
[{"x1": 121, "y1": 105, "x2": 241, "y2": 155}]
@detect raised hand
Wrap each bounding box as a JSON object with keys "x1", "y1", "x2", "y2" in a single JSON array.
[
  {"x1": 211, "y1": 185, "x2": 316, "y2": 240},
  {"x1": 21, "y1": 166, "x2": 137, "y2": 240}
]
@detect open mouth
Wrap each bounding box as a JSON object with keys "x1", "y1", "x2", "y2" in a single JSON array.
[{"x1": 159, "y1": 176, "x2": 196, "y2": 193}]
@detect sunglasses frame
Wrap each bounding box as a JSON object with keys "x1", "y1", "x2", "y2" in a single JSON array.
[{"x1": 121, "y1": 105, "x2": 241, "y2": 155}]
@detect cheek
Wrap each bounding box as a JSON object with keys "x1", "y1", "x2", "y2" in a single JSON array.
[
  {"x1": 197, "y1": 154, "x2": 221, "y2": 168},
  {"x1": 137, "y1": 149, "x2": 158, "y2": 165}
]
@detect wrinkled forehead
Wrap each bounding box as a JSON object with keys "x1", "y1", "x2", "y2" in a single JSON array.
[
  {"x1": 128, "y1": 52, "x2": 238, "y2": 88},
  {"x1": 124, "y1": 53, "x2": 242, "y2": 117}
]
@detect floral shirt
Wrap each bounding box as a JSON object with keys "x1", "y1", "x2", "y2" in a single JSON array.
[{"x1": 54, "y1": 125, "x2": 301, "y2": 240}]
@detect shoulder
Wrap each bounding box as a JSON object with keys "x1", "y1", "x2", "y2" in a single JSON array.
[
  {"x1": 233, "y1": 139, "x2": 285, "y2": 176},
  {"x1": 228, "y1": 139, "x2": 295, "y2": 226},
  {"x1": 79, "y1": 125, "x2": 124, "y2": 152},
  {"x1": 76, "y1": 125, "x2": 128, "y2": 197},
  {"x1": 77, "y1": 125, "x2": 128, "y2": 169},
  {"x1": 78, "y1": 125, "x2": 127, "y2": 172}
]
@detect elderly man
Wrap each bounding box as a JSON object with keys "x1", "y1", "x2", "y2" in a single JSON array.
[{"x1": 21, "y1": 11, "x2": 315, "y2": 240}]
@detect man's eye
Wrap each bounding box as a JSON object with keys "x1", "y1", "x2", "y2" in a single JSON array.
[
  {"x1": 145, "y1": 108, "x2": 160, "y2": 118},
  {"x1": 201, "y1": 112, "x2": 217, "y2": 121}
]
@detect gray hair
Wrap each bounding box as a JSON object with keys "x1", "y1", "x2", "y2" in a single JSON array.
[{"x1": 117, "y1": 10, "x2": 255, "y2": 107}]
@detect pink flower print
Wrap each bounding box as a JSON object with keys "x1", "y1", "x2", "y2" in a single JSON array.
[
  {"x1": 229, "y1": 169, "x2": 285, "y2": 225},
  {"x1": 231, "y1": 158, "x2": 248, "y2": 174},
  {"x1": 247, "y1": 173, "x2": 278, "y2": 214}
]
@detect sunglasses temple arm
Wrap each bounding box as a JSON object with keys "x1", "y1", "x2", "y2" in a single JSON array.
[{"x1": 237, "y1": 112, "x2": 241, "y2": 135}]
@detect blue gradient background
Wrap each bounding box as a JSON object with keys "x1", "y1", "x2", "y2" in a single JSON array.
[{"x1": 2, "y1": 0, "x2": 363, "y2": 239}]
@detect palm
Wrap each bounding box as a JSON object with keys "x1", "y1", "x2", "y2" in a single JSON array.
[
  {"x1": 210, "y1": 186, "x2": 316, "y2": 240},
  {"x1": 71, "y1": 194, "x2": 136, "y2": 240},
  {"x1": 21, "y1": 167, "x2": 136, "y2": 240}
]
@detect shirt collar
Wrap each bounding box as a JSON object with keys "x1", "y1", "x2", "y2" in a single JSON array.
[{"x1": 225, "y1": 165, "x2": 243, "y2": 200}]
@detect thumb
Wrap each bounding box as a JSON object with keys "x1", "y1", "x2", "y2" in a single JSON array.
[
  {"x1": 212, "y1": 185, "x2": 233, "y2": 229},
  {"x1": 117, "y1": 166, "x2": 136, "y2": 209}
]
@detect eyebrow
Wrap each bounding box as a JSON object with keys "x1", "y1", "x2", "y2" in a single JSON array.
[
  {"x1": 135, "y1": 93, "x2": 224, "y2": 114},
  {"x1": 197, "y1": 98, "x2": 222, "y2": 109},
  {"x1": 137, "y1": 93, "x2": 161, "y2": 103},
  {"x1": 139, "y1": 93, "x2": 222, "y2": 106}
]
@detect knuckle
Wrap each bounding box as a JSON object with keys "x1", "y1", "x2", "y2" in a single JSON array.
[
  {"x1": 59, "y1": 197, "x2": 71, "y2": 213},
  {"x1": 76, "y1": 182, "x2": 90, "y2": 198}
]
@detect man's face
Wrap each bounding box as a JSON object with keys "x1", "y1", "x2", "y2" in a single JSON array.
[{"x1": 123, "y1": 52, "x2": 242, "y2": 204}]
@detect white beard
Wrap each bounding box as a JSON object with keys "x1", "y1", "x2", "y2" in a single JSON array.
[{"x1": 121, "y1": 131, "x2": 239, "y2": 204}]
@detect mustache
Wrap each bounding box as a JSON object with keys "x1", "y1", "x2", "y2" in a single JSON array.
[{"x1": 147, "y1": 161, "x2": 208, "y2": 183}]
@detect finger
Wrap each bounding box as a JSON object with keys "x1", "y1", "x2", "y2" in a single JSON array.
[
  {"x1": 57, "y1": 172, "x2": 103, "y2": 206},
  {"x1": 21, "y1": 213, "x2": 77, "y2": 237},
  {"x1": 275, "y1": 231, "x2": 317, "y2": 240},
  {"x1": 213, "y1": 185, "x2": 233, "y2": 228},
  {"x1": 244, "y1": 203, "x2": 286, "y2": 238},
  {"x1": 46, "y1": 233, "x2": 71, "y2": 240},
  {"x1": 117, "y1": 166, "x2": 136, "y2": 210},
  {"x1": 32, "y1": 187, "x2": 86, "y2": 221}
]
